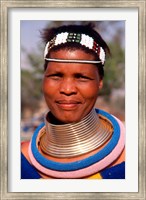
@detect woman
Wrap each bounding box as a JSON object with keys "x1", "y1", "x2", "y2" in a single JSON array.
[{"x1": 21, "y1": 23, "x2": 125, "y2": 179}]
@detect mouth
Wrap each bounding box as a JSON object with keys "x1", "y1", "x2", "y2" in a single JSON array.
[{"x1": 55, "y1": 100, "x2": 81, "y2": 110}]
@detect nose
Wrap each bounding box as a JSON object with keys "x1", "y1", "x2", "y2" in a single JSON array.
[{"x1": 60, "y1": 78, "x2": 77, "y2": 96}]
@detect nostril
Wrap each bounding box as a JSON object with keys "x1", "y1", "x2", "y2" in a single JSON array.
[
  {"x1": 60, "y1": 89, "x2": 77, "y2": 96},
  {"x1": 60, "y1": 86, "x2": 77, "y2": 95},
  {"x1": 60, "y1": 80, "x2": 77, "y2": 95}
]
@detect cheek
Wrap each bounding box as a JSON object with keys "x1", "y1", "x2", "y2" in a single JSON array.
[
  {"x1": 42, "y1": 79, "x2": 57, "y2": 99},
  {"x1": 78, "y1": 82, "x2": 100, "y2": 100}
]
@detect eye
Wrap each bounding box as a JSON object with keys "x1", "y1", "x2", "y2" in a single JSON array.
[
  {"x1": 75, "y1": 74, "x2": 94, "y2": 82},
  {"x1": 45, "y1": 73, "x2": 63, "y2": 80}
]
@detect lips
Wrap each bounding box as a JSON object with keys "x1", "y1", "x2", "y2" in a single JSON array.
[{"x1": 55, "y1": 100, "x2": 81, "y2": 110}]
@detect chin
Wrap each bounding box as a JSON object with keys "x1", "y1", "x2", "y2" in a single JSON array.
[
  {"x1": 51, "y1": 109, "x2": 90, "y2": 124},
  {"x1": 56, "y1": 113, "x2": 83, "y2": 124}
]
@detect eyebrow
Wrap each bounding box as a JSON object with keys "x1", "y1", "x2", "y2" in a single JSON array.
[
  {"x1": 74, "y1": 72, "x2": 94, "y2": 79},
  {"x1": 45, "y1": 71, "x2": 94, "y2": 78},
  {"x1": 45, "y1": 71, "x2": 63, "y2": 76}
]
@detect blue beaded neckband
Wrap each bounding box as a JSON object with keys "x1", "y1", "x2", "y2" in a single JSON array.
[{"x1": 30, "y1": 109, "x2": 120, "y2": 171}]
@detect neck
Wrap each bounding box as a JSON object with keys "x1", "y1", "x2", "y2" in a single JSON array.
[{"x1": 39, "y1": 108, "x2": 113, "y2": 158}]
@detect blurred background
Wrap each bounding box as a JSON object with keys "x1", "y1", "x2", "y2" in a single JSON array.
[{"x1": 21, "y1": 20, "x2": 125, "y2": 141}]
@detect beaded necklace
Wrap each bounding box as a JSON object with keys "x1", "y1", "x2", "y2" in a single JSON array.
[
  {"x1": 40, "y1": 109, "x2": 113, "y2": 158},
  {"x1": 28, "y1": 116, "x2": 124, "y2": 178},
  {"x1": 30, "y1": 109, "x2": 120, "y2": 171}
]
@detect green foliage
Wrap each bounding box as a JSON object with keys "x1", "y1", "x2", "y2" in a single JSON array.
[
  {"x1": 21, "y1": 44, "x2": 44, "y2": 116},
  {"x1": 99, "y1": 42, "x2": 125, "y2": 97},
  {"x1": 21, "y1": 65, "x2": 43, "y2": 116}
]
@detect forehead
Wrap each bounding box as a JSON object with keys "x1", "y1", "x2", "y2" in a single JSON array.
[
  {"x1": 46, "y1": 49, "x2": 99, "y2": 75},
  {"x1": 49, "y1": 48, "x2": 96, "y2": 61},
  {"x1": 46, "y1": 62, "x2": 98, "y2": 74}
]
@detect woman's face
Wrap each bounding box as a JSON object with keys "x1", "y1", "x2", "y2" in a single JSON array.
[{"x1": 43, "y1": 49, "x2": 103, "y2": 123}]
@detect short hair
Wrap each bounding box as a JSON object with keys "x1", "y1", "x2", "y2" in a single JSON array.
[{"x1": 41, "y1": 23, "x2": 110, "y2": 80}]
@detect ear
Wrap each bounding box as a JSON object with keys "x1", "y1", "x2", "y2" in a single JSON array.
[{"x1": 99, "y1": 80, "x2": 103, "y2": 89}]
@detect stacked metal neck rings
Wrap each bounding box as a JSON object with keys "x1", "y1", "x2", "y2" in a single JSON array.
[{"x1": 39, "y1": 109, "x2": 113, "y2": 158}]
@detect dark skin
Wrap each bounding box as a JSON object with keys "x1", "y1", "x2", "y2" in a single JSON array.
[{"x1": 42, "y1": 49, "x2": 103, "y2": 124}]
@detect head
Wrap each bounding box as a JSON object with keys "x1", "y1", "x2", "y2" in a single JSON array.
[{"x1": 41, "y1": 23, "x2": 110, "y2": 123}]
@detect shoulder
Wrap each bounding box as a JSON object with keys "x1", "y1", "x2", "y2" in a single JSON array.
[
  {"x1": 21, "y1": 122, "x2": 45, "y2": 160},
  {"x1": 96, "y1": 108, "x2": 125, "y2": 131},
  {"x1": 21, "y1": 140, "x2": 30, "y2": 162},
  {"x1": 21, "y1": 141, "x2": 42, "y2": 179},
  {"x1": 95, "y1": 108, "x2": 125, "y2": 160}
]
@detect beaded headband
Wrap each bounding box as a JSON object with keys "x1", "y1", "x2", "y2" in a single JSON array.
[{"x1": 44, "y1": 32, "x2": 106, "y2": 65}]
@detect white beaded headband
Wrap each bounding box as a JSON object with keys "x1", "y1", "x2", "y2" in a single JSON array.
[{"x1": 44, "y1": 32, "x2": 106, "y2": 65}]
